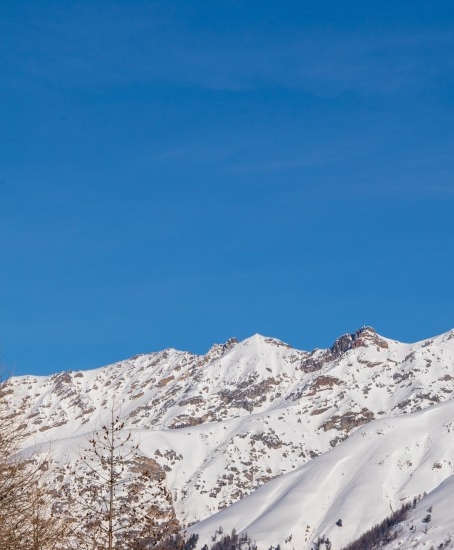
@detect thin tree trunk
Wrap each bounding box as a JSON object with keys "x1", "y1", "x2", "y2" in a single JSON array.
[{"x1": 108, "y1": 413, "x2": 115, "y2": 550}]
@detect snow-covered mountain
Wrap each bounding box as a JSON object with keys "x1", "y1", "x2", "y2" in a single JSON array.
[
  {"x1": 190, "y1": 398, "x2": 454, "y2": 549},
  {"x1": 4, "y1": 327, "x2": 454, "y2": 549}
]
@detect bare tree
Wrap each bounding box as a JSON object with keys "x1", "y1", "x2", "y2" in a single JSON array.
[
  {"x1": 0, "y1": 382, "x2": 70, "y2": 550},
  {"x1": 71, "y1": 404, "x2": 176, "y2": 550},
  {"x1": 0, "y1": 383, "x2": 36, "y2": 548}
]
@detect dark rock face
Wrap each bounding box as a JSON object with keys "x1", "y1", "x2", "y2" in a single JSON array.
[{"x1": 331, "y1": 333, "x2": 357, "y2": 356}]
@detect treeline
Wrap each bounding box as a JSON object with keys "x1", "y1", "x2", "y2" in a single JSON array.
[
  {"x1": 339, "y1": 499, "x2": 419, "y2": 550},
  {"x1": 203, "y1": 529, "x2": 257, "y2": 550}
]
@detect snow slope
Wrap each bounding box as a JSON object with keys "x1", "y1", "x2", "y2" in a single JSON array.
[
  {"x1": 189, "y1": 399, "x2": 454, "y2": 549},
  {"x1": 4, "y1": 327, "x2": 454, "y2": 548}
]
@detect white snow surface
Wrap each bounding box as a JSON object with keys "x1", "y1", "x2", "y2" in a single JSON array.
[
  {"x1": 189, "y1": 399, "x2": 454, "y2": 549},
  {"x1": 5, "y1": 327, "x2": 454, "y2": 549}
]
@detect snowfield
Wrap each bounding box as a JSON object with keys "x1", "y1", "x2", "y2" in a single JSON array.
[{"x1": 189, "y1": 399, "x2": 454, "y2": 549}]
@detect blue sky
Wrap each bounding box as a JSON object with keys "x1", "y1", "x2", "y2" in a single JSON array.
[{"x1": 1, "y1": 1, "x2": 453, "y2": 376}]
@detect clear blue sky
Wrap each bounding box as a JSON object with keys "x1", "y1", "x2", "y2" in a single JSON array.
[{"x1": 1, "y1": 1, "x2": 453, "y2": 376}]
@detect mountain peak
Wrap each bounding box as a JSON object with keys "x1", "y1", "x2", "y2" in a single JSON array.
[
  {"x1": 331, "y1": 326, "x2": 388, "y2": 356},
  {"x1": 205, "y1": 337, "x2": 239, "y2": 361}
]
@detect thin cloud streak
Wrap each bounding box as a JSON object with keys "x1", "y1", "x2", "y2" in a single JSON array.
[
  {"x1": 4, "y1": 4, "x2": 453, "y2": 99},
  {"x1": 163, "y1": 27, "x2": 454, "y2": 95}
]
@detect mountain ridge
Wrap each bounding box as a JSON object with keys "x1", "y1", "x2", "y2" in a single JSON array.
[{"x1": 4, "y1": 327, "x2": 454, "y2": 549}]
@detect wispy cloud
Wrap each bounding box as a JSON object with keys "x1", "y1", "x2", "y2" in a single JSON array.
[
  {"x1": 4, "y1": 3, "x2": 454, "y2": 99},
  {"x1": 158, "y1": 27, "x2": 454, "y2": 95}
]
